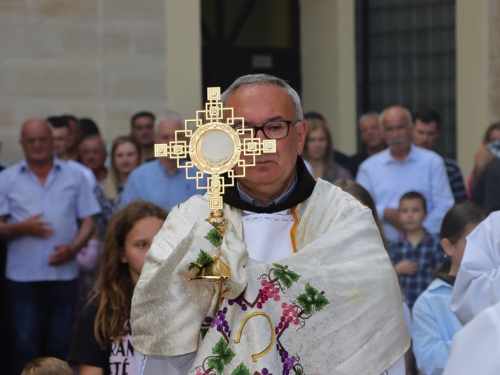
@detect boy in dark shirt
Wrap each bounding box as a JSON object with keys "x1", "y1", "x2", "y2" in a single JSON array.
[{"x1": 389, "y1": 192, "x2": 445, "y2": 308}]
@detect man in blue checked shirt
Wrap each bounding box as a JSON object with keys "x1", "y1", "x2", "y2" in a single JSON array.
[{"x1": 0, "y1": 119, "x2": 100, "y2": 374}]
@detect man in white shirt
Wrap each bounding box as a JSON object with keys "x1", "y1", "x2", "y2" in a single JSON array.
[{"x1": 356, "y1": 106, "x2": 454, "y2": 241}]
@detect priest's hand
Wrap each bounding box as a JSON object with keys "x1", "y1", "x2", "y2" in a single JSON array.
[{"x1": 393, "y1": 260, "x2": 418, "y2": 276}]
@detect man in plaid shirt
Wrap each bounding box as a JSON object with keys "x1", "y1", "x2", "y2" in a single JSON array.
[{"x1": 389, "y1": 192, "x2": 445, "y2": 308}]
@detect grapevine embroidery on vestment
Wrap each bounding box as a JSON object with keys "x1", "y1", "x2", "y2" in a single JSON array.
[
  {"x1": 205, "y1": 228, "x2": 223, "y2": 247},
  {"x1": 192, "y1": 263, "x2": 330, "y2": 375},
  {"x1": 188, "y1": 249, "x2": 215, "y2": 277}
]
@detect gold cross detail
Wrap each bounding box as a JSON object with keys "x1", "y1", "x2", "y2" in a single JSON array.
[{"x1": 154, "y1": 87, "x2": 277, "y2": 211}]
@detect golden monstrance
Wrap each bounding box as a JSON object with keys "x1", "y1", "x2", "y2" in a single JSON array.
[{"x1": 154, "y1": 87, "x2": 276, "y2": 304}]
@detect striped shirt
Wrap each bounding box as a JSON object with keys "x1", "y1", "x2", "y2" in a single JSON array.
[
  {"x1": 236, "y1": 174, "x2": 298, "y2": 207},
  {"x1": 443, "y1": 158, "x2": 467, "y2": 204}
]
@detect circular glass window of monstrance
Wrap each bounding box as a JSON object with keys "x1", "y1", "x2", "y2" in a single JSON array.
[{"x1": 189, "y1": 122, "x2": 241, "y2": 175}]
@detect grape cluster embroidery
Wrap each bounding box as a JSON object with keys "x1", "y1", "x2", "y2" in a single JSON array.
[{"x1": 194, "y1": 263, "x2": 329, "y2": 375}]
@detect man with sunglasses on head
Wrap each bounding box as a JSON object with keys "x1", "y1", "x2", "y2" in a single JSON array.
[{"x1": 132, "y1": 74, "x2": 409, "y2": 375}]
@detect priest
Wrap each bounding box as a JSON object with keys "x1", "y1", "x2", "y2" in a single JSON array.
[{"x1": 131, "y1": 74, "x2": 409, "y2": 375}]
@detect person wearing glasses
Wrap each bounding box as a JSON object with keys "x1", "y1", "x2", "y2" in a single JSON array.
[{"x1": 131, "y1": 74, "x2": 409, "y2": 375}]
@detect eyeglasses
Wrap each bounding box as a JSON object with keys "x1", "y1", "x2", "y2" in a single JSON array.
[{"x1": 233, "y1": 120, "x2": 298, "y2": 140}]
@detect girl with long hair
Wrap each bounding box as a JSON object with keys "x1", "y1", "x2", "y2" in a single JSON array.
[
  {"x1": 69, "y1": 201, "x2": 167, "y2": 375},
  {"x1": 75, "y1": 136, "x2": 142, "y2": 322},
  {"x1": 412, "y1": 201, "x2": 485, "y2": 375}
]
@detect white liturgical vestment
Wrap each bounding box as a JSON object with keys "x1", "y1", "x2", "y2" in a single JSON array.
[
  {"x1": 450, "y1": 211, "x2": 500, "y2": 324},
  {"x1": 132, "y1": 180, "x2": 409, "y2": 374},
  {"x1": 444, "y1": 301, "x2": 500, "y2": 374}
]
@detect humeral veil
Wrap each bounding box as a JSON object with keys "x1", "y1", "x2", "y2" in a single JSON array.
[{"x1": 131, "y1": 164, "x2": 410, "y2": 375}]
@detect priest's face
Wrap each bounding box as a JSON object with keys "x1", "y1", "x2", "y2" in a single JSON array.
[{"x1": 226, "y1": 83, "x2": 307, "y2": 203}]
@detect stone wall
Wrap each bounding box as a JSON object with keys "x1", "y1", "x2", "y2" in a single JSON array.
[
  {"x1": 0, "y1": 0, "x2": 167, "y2": 165},
  {"x1": 489, "y1": 0, "x2": 500, "y2": 122}
]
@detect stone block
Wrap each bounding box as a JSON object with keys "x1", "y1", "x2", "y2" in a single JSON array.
[
  {"x1": 102, "y1": 0, "x2": 164, "y2": 22},
  {"x1": 102, "y1": 23, "x2": 133, "y2": 55},
  {"x1": 5, "y1": 59, "x2": 100, "y2": 98},
  {"x1": 0, "y1": 1, "x2": 31, "y2": 15},
  {"x1": 0, "y1": 16, "x2": 62, "y2": 58},
  {"x1": 31, "y1": 0, "x2": 99, "y2": 20},
  {"x1": 489, "y1": 57, "x2": 500, "y2": 121},
  {"x1": 60, "y1": 21, "x2": 100, "y2": 56},
  {"x1": 0, "y1": 110, "x2": 16, "y2": 128},
  {"x1": 135, "y1": 25, "x2": 166, "y2": 56},
  {"x1": 102, "y1": 58, "x2": 166, "y2": 100}
]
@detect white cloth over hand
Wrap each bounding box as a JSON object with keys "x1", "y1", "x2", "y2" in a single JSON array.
[
  {"x1": 132, "y1": 180, "x2": 409, "y2": 374},
  {"x1": 450, "y1": 211, "x2": 500, "y2": 325},
  {"x1": 444, "y1": 300, "x2": 500, "y2": 375}
]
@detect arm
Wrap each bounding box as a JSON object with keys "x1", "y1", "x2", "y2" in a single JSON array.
[
  {"x1": 48, "y1": 216, "x2": 95, "y2": 266},
  {"x1": 49, "y1": 170, "x2": 101, "y2": 265},
  {"x1": 68, "y1": 301, "x2": 110, "y2": 372},
  {"x1": 77, "y1": 234, "x2": 101, "y2": 273},
  {"x1": 0, "y1": 214, "x2": 54, "y2": 240},
  {"x1": 423, "y1": 157, "x2": 454, "y2": 235},
  {"x1": 394, "y1": 259, "x2": 419, "y2": 276},
  {"x1": 471, "y1": 146, "x2": 495, "y2": 192},
  {"x1": 412, "y1": 297, "x2": 452, "y2": 375},
  {"x1": 78, "y1": 365, "x2": 103, "y2": 375},
  {"x1": 383, "y1": 209, "x2": 402, "y2": 231},
  {"x1": 356, "y1": 164, "x2": 387, "y2": 221}
]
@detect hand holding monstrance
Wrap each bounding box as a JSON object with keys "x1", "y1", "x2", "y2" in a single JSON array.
[{"x1": 154, "y1": 87, "x2": 276, "y2": 304}]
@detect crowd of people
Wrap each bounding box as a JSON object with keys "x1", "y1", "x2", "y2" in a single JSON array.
[{"x1": 0, "y1": 74, "x2": 499, "y2": 374}]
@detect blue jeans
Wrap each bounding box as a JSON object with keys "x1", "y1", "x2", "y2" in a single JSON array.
[{"x1": 7, "y1": 279, "x2": 77, "y2": 375}]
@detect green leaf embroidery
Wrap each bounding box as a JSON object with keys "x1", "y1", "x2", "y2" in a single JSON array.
[
  {"x1": 200, "y1": 327, "x2": 209, "y2": 340},
  {"x1": 231, "y1": 363, "x2": 250, "y2": 375},
  {"x1": 295, "y1": 367, "x2": 303, "y2": 375},
  {"x1": 208, "y1": 338, "x2": 236, "y2": 374},
  {"x1": 196, "y1": 249, "x2": 214, "y2": 268},
  {"x1": 297, "y1": 283, "x2": 329, "y2": 315},
  {"x1": 272, "y1": 263, "x2": 301, "y2": 288},
  {"x1": 188, "y1": 249, "x2": 214, "y2": 276},
  {"x1": 205, "y1": 228, "x2": 222, "y2": 247}
]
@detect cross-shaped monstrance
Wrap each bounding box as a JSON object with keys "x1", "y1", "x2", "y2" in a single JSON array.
[
  {"x1": 155, "y1": 87, "x2": 276, "y2": 300},
  {"x1": 154, "y1": 87, "x2": 277, "y2": 211}
]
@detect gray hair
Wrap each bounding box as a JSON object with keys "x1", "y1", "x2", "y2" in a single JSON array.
[
  {"x1": 78, "y1": 134, "x2": 106, "y2": 151},
  {"x1": 358, "y1": 112, "x2": 379, "y2": 124},
  {"x1": 220, "y1": 74, "x2": 303, "y2": 121},
  {"x1": 154, "y1": 110, "x2": 184, "y2": 134},
  {"x1": 379, "y1": 106, "x2": 413, "y2": 129}
]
